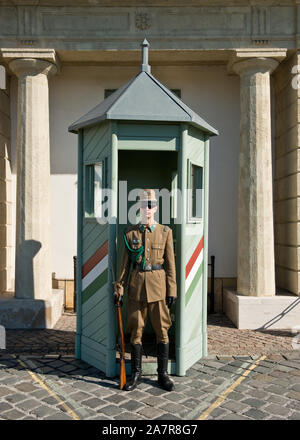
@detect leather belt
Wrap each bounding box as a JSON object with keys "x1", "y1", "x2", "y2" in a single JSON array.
[{"x1": 134, "y1": 263, "x2": 164, "y2": 272}]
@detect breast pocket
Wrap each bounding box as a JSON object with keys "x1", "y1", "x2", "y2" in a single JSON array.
[{"x1": 151, "y1": 243, "x2": 164, "y2": 260}]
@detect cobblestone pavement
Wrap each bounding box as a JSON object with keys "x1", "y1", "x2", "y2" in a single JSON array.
[
  {"x1": 207, "y1": 314, "x2": 297, "y2": 356},
  {"x1": 4, "y1": 313, "x2": 297, "y2": 357},
  {"x1": 0, "y1": 313, "x2": 299, "y2": 420}
]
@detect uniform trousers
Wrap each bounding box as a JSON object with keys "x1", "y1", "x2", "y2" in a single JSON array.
[{"x1": 127, "y1": 299, "x2": 172, "y2": 345}]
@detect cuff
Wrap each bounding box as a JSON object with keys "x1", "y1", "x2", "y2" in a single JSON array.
[{"x1": 113, "y1": 282, "x2": 124, "y2": 296}]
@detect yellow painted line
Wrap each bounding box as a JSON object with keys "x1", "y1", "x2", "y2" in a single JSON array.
[
  {"x1": 197, "y1": 355, "x2": 267, "y2": 420},
  {"x1": 12, "y1": 355, "x2": 80, "y2": 420}
]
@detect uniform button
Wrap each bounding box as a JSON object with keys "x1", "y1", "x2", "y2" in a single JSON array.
[
  {"x1": 147, "y1": 257, "x2": 149, "y2": 261},
  {"x1": 147, "y1": 238, "x2": 149, "y2": 241},
  {"x1": 147, "y1": 248, "x2": 149, "y2": 251}
]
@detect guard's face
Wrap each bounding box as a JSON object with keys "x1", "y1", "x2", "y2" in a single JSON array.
[{"x1": 140, "y1": 200, "x2": 158, "y2": 222}]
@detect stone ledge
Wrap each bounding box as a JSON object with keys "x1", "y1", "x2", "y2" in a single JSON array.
[
  {"x1": 0, "y1": 289, "x2": 64, "y2": 329},
  {"x1": 224, "y1": 289, "x2": 300, "y2": 330}
]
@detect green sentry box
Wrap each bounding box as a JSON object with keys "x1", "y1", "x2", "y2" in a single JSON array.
[{"x1": 68, "y1": 40, "x2": 218, "y2": 378}]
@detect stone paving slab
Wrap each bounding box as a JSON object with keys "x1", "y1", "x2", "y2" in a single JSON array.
[
  {"x1": 1, "y1": 312, "x2": 300, "y2": 421},
  {"x1": 0, "y1": 350, "x2": 299, "y2": 420}
]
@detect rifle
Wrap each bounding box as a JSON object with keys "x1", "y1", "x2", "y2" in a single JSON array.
[
  {"x1": 111, "y1": 255, "x2": 126, "y2": 390},
  {"x1": 115, "y1": 295, "x2": 126, "y2": 390}
]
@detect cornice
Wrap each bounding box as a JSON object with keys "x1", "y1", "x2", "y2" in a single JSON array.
[
  {"x1": 0, "y1": 1, "x2": 296, "y2": 6},
  {"x1": 0, "y1": 2, "x2": 297, "y2": 54}
]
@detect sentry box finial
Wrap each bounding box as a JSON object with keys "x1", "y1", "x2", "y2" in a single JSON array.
[{"x1": 140, "y1": 38, "x2": 151, "y2": 74}]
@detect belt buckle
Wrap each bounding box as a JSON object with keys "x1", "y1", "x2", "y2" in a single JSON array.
[{"x1": 145, "y1": 264, "x2": 152, "y2": 271}]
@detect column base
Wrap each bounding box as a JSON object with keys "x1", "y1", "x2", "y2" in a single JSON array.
[
  {"x1": 224, "y1": 289, "x2": 300, "y2": 330},
  {"x1": 0, "y1": 289, "x2": 64, "y2": 329}
]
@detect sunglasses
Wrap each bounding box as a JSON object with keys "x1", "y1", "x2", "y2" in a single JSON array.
[{"x1": 140, "y1": 201, "x2": 158, "y2": 209}]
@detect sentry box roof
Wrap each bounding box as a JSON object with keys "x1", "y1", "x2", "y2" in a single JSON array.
[{"x1": 68, "y1": 39, "x2": 218, "y2": 136}]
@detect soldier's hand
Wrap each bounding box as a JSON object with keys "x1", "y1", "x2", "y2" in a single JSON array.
[
  {"x1": 113, "y1": 290, "x2": 123, "y2": 306},
  {"x1": 166, "y1": 296, "x2": 176, "y2": 309}
]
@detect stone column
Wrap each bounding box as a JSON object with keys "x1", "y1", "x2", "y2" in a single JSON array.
[
  {"x1": 0, "y1": 70, "x2": 13, "y2": 295},
  {"x1": 9, "y1": 56, "x2": 57, "y2": 300},
  {"x1": 0, "y1": 49, "x2": 63, "y2": 328},
  {"x1": 230, "y1": 50, "x2": 286, "y2": 297}
]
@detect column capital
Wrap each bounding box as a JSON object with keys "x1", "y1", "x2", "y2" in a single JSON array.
[
  {"x1": 0, "y1": 48, "x2": 60, "y2": 76},
  {"x1": 227, "y1": 48, "x2": 287, "y2": 75},
  {"x1": 8, "y1": 58, "x2": 57, "y2": 78},
  {"x1": 232, "y1": 57, "x2": 280, "y2": 77}
]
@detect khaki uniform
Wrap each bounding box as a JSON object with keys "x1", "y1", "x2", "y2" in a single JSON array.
[{"x1": 114, "y1": 222, "x2": 177, "y2": 344}]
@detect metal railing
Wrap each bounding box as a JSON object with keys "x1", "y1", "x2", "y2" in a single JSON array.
[
  {"x1": 208, "y1": 255, "x2": 215, "y2": 314},
  {"x1": 73, "y1": 256, "x2": 77, "y2": 313}
]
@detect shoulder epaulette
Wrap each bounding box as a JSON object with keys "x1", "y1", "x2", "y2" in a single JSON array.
[{"x1": 163, "y1": 225, "x2": 170, "y2": 232}]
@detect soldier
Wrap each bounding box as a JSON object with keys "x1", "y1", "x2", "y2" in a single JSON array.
[{"x1": 113, "y1": 188, "x2": 177, "y2": 392}]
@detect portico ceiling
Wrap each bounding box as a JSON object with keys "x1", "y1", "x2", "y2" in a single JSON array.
[{"x1": 58, "y1": 49, "x2": 231, "y2": 66}]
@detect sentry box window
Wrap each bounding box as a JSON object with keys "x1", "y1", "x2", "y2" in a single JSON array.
[
  {"x1": 84, "y1": 159, "x2": 108, "y2": 218},
  {"x1": 188, "y1": 161, "x2": 203, "y2": 222}
]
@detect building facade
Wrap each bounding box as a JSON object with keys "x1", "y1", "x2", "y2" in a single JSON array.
[{"x1": 0, "y1": 0, "x2": 299, "y2": 329}]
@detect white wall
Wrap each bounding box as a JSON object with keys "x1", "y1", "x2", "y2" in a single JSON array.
[
  {"x1": 154, "y1": 66, "x2": 240, "y2": 278},
  {"x1": 10, "y1": 64, "x2": 240, "y2": 280}
]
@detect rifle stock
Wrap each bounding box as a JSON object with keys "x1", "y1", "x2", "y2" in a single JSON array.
[{"x1": 116, "y1": 301, "x2": 126, "y2": 390}]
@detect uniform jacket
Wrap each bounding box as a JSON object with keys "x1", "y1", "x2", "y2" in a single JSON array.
[{"x1": 114, "y1": 222, "x2": 177, "y2": 303}]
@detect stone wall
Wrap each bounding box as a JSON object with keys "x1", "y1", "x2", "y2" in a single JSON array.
[
  {"x1": 274, "y1": 51, "x2": 300, "y2": 295},
  {"x1": 207, "y1": 277, "x2": 237, "y2": 314},
  {"x1": 0, "y1": 71, "x2": 13, "y2": 294},
  {"x1": 52, "y1": 275, "x2": 75, "y2": 311}
]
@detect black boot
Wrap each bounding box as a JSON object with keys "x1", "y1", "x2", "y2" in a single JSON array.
[
  {"x1": 124, "y1": 344, "x2": 142, "y2": 391},
  {"x1": 157, "y1": 342, "x2": 175, "y2": 391}
]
